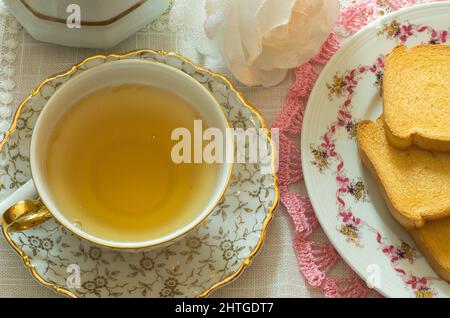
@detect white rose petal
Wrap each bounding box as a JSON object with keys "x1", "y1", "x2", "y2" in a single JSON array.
[{"x1": 170, "y1": 0, "x2": 340, "y2": 87}]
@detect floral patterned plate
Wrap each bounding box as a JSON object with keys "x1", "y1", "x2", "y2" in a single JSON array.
[
  {"x1": 0, "y1": 50, "x2": 278, "y2": 297},
  {"x1": 302, "y1": 2, "x2": 450, "y2": 298}
]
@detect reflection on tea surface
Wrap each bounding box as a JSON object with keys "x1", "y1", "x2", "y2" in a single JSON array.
[{"x1": 45, "y1": 84, "x2": 221, "y2": 243}]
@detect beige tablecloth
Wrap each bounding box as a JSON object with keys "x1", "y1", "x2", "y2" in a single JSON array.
[{"x1": 0, "y1": 0, "x2": 362, "y2": 298}]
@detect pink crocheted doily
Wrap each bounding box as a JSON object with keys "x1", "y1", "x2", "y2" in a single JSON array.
[{"x1": 271, "y1": 0, "x2": 441, "y2": 298}]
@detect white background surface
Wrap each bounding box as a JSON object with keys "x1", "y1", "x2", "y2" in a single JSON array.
[{"x1": 0, "y1": 0, "x2": 365, "y2": 297}]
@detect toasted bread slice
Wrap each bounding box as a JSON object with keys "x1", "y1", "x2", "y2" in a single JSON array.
[
  {"x1": 409, "y1": 218, "x2": 450, "y2": 283},
  {"x1": 383, "y1": 45, "x2": 450, "y2": 152},
  {"x1": 357, "y1": 117, "x2": 450, "y2": 228}
]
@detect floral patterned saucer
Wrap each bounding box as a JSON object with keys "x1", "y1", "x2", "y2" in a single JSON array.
[
  {"x1": 0, "y1": 50, "x2": 278, "y2": 297},
  {"x1": 302, "y1": 2, "x2": 449, "y2": 298}
]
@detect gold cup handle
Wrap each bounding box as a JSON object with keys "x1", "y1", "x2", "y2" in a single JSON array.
[
  {"x1": 2, "y1": 199, "x2": 52, "y2": 232},
  {"x1": 1, "y1": 180, "x2": 52, "y2": 233}
]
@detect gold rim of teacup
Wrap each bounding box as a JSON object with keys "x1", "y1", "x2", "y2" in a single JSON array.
[
  {"x1": 0, "y1": 49, "x2": 280, "y2": 298},
  {"x1": 19, "y1": 0, "x2": 147, "y2": 26}
]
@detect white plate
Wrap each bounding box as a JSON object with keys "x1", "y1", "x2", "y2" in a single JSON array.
[{"x1": 302, "y1": 2, "x2": 450, "y2": 298}]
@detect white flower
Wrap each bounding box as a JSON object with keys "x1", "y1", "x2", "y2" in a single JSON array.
[{"x1": 170, "y1": 0, "x2": 340, "y2": 87}]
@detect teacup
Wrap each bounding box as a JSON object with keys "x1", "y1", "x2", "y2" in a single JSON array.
[{"x1": 1, "y1": 60, "x2": 233, "y2": 250}]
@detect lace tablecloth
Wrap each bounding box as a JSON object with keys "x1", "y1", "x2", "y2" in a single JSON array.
[{"x1": 0, "y1": 0, "x2": 410, "y2": 297}]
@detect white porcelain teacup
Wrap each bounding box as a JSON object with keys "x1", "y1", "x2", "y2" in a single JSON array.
[{"x1": 1, "y1": 60, "x2": 233, "y2": 251}]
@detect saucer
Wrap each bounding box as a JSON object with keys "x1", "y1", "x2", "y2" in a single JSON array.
[{"x1": 0, "y1": 50, "x2": 279, "y2": 297}]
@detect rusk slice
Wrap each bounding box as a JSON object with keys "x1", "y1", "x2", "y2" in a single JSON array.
[
  {"x1": 357, "y1": 117, "x2": 450, "y2": 228},
  {"x1": 409, "y1": 218, "x2": 450, "y2": 283},
  {"x1": 383, "y1": 45, "x2": 450, "y2": 152}
]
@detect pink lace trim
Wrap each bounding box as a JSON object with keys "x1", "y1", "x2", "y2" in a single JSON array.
[
  {"x1": 385, "y1": 0, "x2": 418, "y2": 9},
  {"x1": 339, "y1": 0, "x2": 380, "y2": 33},
  {"x1": 271, "y1": 0, "x2": 432, "y2": 298},
  {"x1": 385, "y1": 0, "x2": 444, "y2": 10}
]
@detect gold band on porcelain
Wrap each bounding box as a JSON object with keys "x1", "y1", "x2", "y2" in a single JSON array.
[
  {"x1": 19, "y1": 0, "x2": 147, "y2": 26},
  {"x1": 0, "y1": 49, "x2": 280, "y2": 298},
  {"x1": 2, "y1": 199, "x2": 52, "y2": 232}
]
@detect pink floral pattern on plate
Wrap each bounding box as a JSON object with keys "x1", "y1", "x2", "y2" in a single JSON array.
[
  {"x1": 272, "y1": 0, "x2": 447, "y2": 297},
  {"x1": 379, "y1": 19, "x2": 448, "y2": 43},
  {"x1": 307, "y1": 20, "x2": 449, "y2": 297}
]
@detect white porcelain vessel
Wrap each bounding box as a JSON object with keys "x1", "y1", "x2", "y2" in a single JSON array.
[
  {"x1": 5, "y1": 0, "x2": 170, "y2": 48},
  {"x1": 1, "y1": 59, "x2": 233, "y2": 250}
]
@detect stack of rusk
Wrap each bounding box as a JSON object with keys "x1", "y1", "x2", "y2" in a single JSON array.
[{"x1": 357, "y1": 45, "x2": 450, "y2": 282}]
